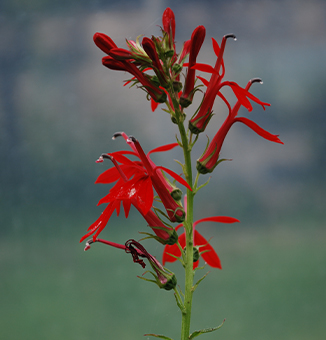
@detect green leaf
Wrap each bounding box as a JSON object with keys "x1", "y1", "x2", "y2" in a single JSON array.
[
  {"x1": 189, "y1": 319, "x2": 226, "y2": 339},
  {"x1": 192, "y1": 271, "x2": 210, "y2": 292},
  {"x1": 144, "y1": 334, "x2": 174, "y2": 340}
]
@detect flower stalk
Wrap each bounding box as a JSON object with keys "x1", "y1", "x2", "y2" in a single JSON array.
[{"x1": 81, "y1": 6, "x2": 282, "y2": 340}]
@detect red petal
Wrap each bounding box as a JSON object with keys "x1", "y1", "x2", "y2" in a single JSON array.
[
  {"x1": 147, "y1": 143, "x2": 179, "y2": 155},
  {"x1": 194, "y1": 216, "x2": 240, "y2": 228},
  {"x1": 80, "y1": 201, "x2": 119, "y2": 242},
  {"x1": 134, "y1": 176, "x2": 154, "y2": 214},
  {"x1": 235, "y1": 117, "x2": 283, "y2": 144},
  {"x1": 151, "y1": 98, "x2": 159, "y2": 112},
  {"x1": 155, "y1": 166, "x2": 192, "y2": 191},
  {"x1": 194, "y1": 230, "x2": 222, "y2": 269},
  {"x1": 95, "y1": 166, "x2": 122, "y2": 184},
  {"x1": 123, "y1": 199, "x2": 132, "y2": 218},
  {"x1": 109, "y1": 152, "x2": 139, "y2": 165},
  {"x1": 178, "y1": 232, "x2": 186, "y2": 248},
  {"x1": 211, "y1": 38, "x2": 220, "y2": 57},
  {"x1": 217, "y1": 91, "x2": 232, "y2": 113},
  {"x1": 193, "y1": 260, "x2": 200, "y2": 270},
  {"x1": 191, "y1": 63, "x2": 218, "y2": 74},
  {"x1": 227, "y1": 82, "x2": 271, "y2": 111},
  {"x1": 162, "y1": 243, "x2": 181, "y2": 265},
  {"x1": 196, "y1": 75, "x2": 209, "y2": 87}
]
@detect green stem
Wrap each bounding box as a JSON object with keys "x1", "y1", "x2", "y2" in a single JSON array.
[
  {"x1": 169, "y1": 82, "x2": 195, "y2": 339},
  {"x1": 178, "y1": 121, "x2": 195, "y2": 340}
]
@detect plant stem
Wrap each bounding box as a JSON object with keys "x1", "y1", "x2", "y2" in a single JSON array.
[{"x1": 177, "y1": 121, "x2": 195, "y2": 340}]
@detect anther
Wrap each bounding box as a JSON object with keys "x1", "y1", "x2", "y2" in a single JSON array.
[
  {"x1": 127, "y1": 135, "x2": 137, "y2": 143},
  {"x1": 96, "y1": 153, "x2": 112, "y2": 163},
  {"x1": 224, "y1": 33, "x2": 237, "y2": 41},
  {"x1": 250, "y1": 78, "x2": 263, "y2": 85},
  {"x1": 101, "y1": 153, "x2": 113, "y2": 160},
  {"x1": 112, "y1": 132, "x2": 123, "y2": 140},
  {"x1": 84, "y1": 239, "x2": 96, "y2": 251}
]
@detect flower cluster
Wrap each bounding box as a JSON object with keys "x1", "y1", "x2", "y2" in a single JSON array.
[
  {"x1": 80, "y1": 132, "x2": 190, "y2": 245},
  {"x1": 82, "y1": 7, "x2": 282, "y2": 293}
]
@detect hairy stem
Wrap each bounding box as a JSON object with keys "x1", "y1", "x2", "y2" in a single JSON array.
[{"x1": 178, "y1": 121, "x2": 194, "y2": 340}]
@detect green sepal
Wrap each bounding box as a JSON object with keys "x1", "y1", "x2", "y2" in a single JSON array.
[
  {"x1": 139, "y1": 227, "x2": 178, "y2": 245},
  {"x1": 189, "y1": 319, "x2": 226, "y2": 339},
  {"x1": 138, "y1": 269, "x2": 177, "y2": 291},
  {"x1": 196, "y1": 157, "x2": 232, "y2": 175},
  {"x1": 144, "y1": 334, "x2": 174, "y2": 340},
  {"x1": 194, "y1": 175, "x2": 211, "y2": 193}
]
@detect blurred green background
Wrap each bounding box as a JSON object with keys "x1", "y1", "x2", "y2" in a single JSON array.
[{"x1": 1, "y1": 0, "x2": 325, "y2": 339}]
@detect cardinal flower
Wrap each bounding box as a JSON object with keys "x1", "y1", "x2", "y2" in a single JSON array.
[
  {"x1": 85, "y1": 238, "x2": 177, "y2": 290},
  {"x1": 111, "y1": 132, "x2": 192, "y2": 222},
  {"x1": 163, "y1": 216, "x2": 239, "y2": 269},
  {"x1": 102, "y1": 56, "x2": 167, "y2": 103},
  {"x1": 189, "y1": 35, "x2": 271, "y2": 134},
  {"x1": 80, "y1": 134, "x2": 190, "y2": 243},
  {"x1": 162, "y1": 7, "x2": 175, "y2": 50},
  {"x1": 180, "y1": 25, "x2": 206, "y2": 107},
  {"x1": 197, "y1": 78, "x2": 284, "y2": 174}
]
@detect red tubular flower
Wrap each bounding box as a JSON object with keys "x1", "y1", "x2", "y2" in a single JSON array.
[
  {"x1": 80, "y1": 134, "x2": 188, "y2": 243},
  {"x1": 99, "y1": 154, "x2": 178, "y2": 245},
  {"x1": 163, "y1": 216, "x2": 240, "y2": 269},
  {"x1": 113, "y1": 132, "x2": 190, "y2": 222},
  {"x1": 108, "y1": 47, "x2": 134, "y2": 61},
  {"x1": 93, "y1": 32, "x2": 118, "y2": 55},
  {"x1": 197, "y1": 78, "x2": 283, "y2": 174},
  {"x1": 80, "y1": 152, "x2": 178, "y2": 244},
  {"x1": 85, "y1": 238, "x2": 177, "y2": 290},
  {"x1": 142, "y1": 37, "x2": 169, "y2": 87},
  {"x1": 102, "y1": 56, "x2": 167, "y2": 103},
  {"x1": 180, "y1": 25, "x2": 206, "y2": 108},
  {"x1": 188, "y1": 34, "x2": 236, "y2": 134},
  {"x1": 162, "y1": 7, "x2": 175, "y2": 50},
  {"x1": 126, "y1": 135, "x2": 191, "y2": 222}
]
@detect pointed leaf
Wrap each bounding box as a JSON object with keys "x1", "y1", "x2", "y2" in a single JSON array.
[
  {"x1": 189, "y1": 319, "x2": 225, "y2": 339},
  {"x1": 144, "y1": 334, "x2": 174, "y2": 340}
]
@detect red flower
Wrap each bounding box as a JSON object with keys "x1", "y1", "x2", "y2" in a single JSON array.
[
  {"x1": 197, "y1": 78, "x2": 283, "y2": 174},
  {"x1": 96, "y1": 153, "x2": 178, "y2": 244},
  {"x1": 102, "y1": 56, "x2": 167, "y2": 103},
  {"x1": 80, "y1": 133, "x2": 191, "y2": 243},
  {"x1": 93, "y1": 32, "x2": 118, "y2": 54},
  {"x1": 112, "y1": 132, "x2": 192, "y2": 222},
  {"x1": 85, "y1": 238, "x2": 177, "y2": 290},
  {"x1": 162, "y1": 7, "x2": 175, "y2": 50},
  {"x1": 180, "y1": 25, "x2": 206, "y2": 107},
  {"x1": 188, "y1": 34, "x2": 271, "y2": 135},
  {"x1": 142, "y1": 37, "x2": 169, "y2": 87},
  {"x1": 163, "y1": 216, "x2": 239, "y2": 269},
  {"x1": 188, "y1": 34, "x2": 235, "y2": 133}
]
